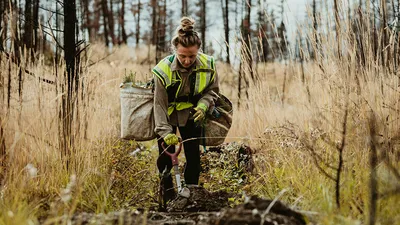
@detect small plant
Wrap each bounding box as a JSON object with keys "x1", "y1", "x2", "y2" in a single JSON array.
[{"x1": 122, "y1": 70, "x2": 136, "y2": 83}]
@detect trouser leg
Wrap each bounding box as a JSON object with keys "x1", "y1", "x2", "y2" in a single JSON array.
[
  {"x1": 179, "y1": 120, "x2": 202, "y2": 185},
  {"x1": 156, "y1": 127, "x2": 177, "y2": 207}
]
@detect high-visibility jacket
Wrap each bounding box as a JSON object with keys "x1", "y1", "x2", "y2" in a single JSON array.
[{"x1": 152, "y1": 53, "x2": 216, "y2": 115}]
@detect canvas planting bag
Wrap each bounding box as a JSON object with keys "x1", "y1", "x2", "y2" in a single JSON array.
[
  {"x1": 203, "y1": 94, "x2": 233, "y2": 146},
  {"x1": 120, "y1": 82, "x2": 156, "y2": 141}
]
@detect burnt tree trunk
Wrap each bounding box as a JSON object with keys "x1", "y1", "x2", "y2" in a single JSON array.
[
  {"x1": 151, "y1": 0, "x2": 157, "y2": 45},
  {"x1": 101, "y1": 0, "x2": 109, "y2": 47},
  {"x1": 82, "y1": 0, "x2": 94, "y2": 42},
  {"x1": 23, "y1": 0, "x2": 33, "y2": 51},
  {"x1": 135, "y1": 0, "x2": 141, "y2": 46},
  {"x1": 334, "y1": 0, "x2": 341, "y2": 59},
  {"x1": 107, "y1": 0, "x2": 116, "y2": 45},
  {"x1": 242, "y1": 0, "x2": 254, "y2": 82},
  {"x1": 62, "y1": 0, "x2": 78, "y2": 166},
  {"x1": 200, "y1": 0, "x2": 206, "y2": 52},
  {"x1": 156, "y1": 0, "x2": 166, "y2": 63},
  {"x1": 182, "y1": 0, "x2": 188, "y2": 16},
  {"x1": 221, "y1": 0, "x2": 230, "y2": 64},
  {"x1": 93, "y1": 0, "x2": 102, "y2": 41},
  {"x1": 381, "y1": 0, "x2": 387, "y2": 68},
  {"x1": 312, "y1": 0, "x2": 318, "y2": 60},
  {"x1": 11, "y1": 0, "x2": 20, "y2": 61},
  {"x1": 120, "y1": 0, "x2": 127, "y2": 44},
  {"x1": 33, "y1": 0, "x2": 39, "y2": 52}
]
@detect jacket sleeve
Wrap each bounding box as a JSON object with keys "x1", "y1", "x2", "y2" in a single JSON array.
[
  {"x1": 197, "y1": 67, "x2": 220, "y2": 112},
  {"x1": 153, "y1": 75, "x2": 173, "y2": 138}
]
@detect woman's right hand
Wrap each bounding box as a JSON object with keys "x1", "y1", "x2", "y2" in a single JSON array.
[{"x1": 164, "y1": 133, "x2": 179, "y2": 145}]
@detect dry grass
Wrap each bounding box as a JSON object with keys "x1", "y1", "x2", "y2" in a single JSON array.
[{"x1": 1, "y1": 16, "x2": 400, "y2": 225}]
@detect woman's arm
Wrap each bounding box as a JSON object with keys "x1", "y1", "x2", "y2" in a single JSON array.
[{"x1": 154, "y1": 77, "x2": 173, "y2": 138}]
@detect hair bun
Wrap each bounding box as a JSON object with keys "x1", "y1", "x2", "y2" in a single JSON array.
[{"x1": 178, "y1": 17, "x2": 195, "y2": 37}]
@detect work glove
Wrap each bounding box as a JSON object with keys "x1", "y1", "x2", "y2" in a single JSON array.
[
  {"x1": 164, "y1": 133, "x2": 179, "y2": 146},
  {"x1": 193, "y1": 103, "x2": 207, "y2": 123}
]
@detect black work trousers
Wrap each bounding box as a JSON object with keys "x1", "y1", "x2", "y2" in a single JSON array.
[{"x1": 157, "y1": 119, "x2": 202, "y2": 185}]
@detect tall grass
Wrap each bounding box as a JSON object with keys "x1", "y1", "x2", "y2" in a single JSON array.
[{"x1": 0, "y1": 10, "x2": 399, "y2": 225}]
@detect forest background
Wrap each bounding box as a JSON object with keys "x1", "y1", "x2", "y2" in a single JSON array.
[{"x1": 0, "y1": 0, "x2": 399, "y2": 224}]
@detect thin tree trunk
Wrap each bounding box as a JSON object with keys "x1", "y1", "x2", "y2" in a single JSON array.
[
  {"x1": 182, "y1": 0, "x2": 188, "y2": 16},
  {"x1": 24, "y1": 0, "x2": 33, "y2": 50},
  {"x1": 222, "y1": 0, "x2": 230, "y2": 64},
  {"x1": 33, "y1": 0, "x2": 39, "y2": 53},
  {"x1": 200, "y1": 0, "x2": 206, "y2": 52},
  {"x1": 381, "y1": 0, "x2": 387, "y2": 68},
  {"x1": 12, "y1": 0, "x2": 20, "y2": 62},
  {"x1": 121, "y1": 0, "x2": 127, "y2": 44},
  {"x1": 243, "y1": 0, "x2": 254, "y2": 82},
  {"x1": 238, "y1": 60, "x2": 242, "y2": 108},
  {"x1": 108, "y1": 0, "x2": 116, "y2": 45},
  {"x1": 101, "y1": 0, "x2": 109, "y2": 47},
  {"x1": 151, "y1": 0, "x2": 157, "y2": 45},
  {"x1": 136, "y1": 0, "x2": 141, "y2": 46},
  {"x1": 368, "y1": 114, "x2": 378, "y2": 225},
  {"x1": 334, "y1": 0, "x2": 341, "y2": 59},
  {"x1": 312, "y1": 0, "x2": 318, "y2": 60},
  {"x1": 82, "y1": 0, "x2": 94, "y2": 42},
  {"x1": 7, "y1": 60, "x2": 11, "y2": 110}
]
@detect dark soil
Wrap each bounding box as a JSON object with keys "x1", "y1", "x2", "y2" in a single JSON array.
[
  {"x1": 68, "y1": 187, "x2": 306, "y2": 225},
  {"x1": 167, "y1": 185, "x2": 233, "y2": 212}
]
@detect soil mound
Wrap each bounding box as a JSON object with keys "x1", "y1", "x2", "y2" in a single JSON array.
[{"x1": 166, "y1": 185, "x2": 233, "y2": 212}]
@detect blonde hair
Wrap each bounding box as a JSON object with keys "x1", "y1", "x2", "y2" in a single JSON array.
[{"x1": 171, "y1": 17, "x2": 202, "y2": 49}]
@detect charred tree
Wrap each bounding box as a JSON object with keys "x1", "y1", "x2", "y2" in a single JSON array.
[
  {"x1": 196, "y1": 0, "x2": 206, "y2": 52},
  {"x1": 151, "y1": 0, "x2": 157, "y2": 45},
  {"x1": 257, "y1": 0, "x2": 269, "y2": 62},
  {"x1": 62, "y1": 0, "x2": 80, "y2": 166},
  {"x1": 334, "y1": 0, "x2": 341, "y2": 59},
  {"x1": 182, "y1": 0, "x2": 188, "y2": 16},
  {"x1": 381, "y1": 0, "x2": 388, "y2": 68},
  {"x1": 277, "y1": 0, "x2": 288, "y2": 60},
  {"x1": 11, "y1": 0, "x2": 21, "y2": 61},
  {"x1": 101, "y1": 0, "x2": 110, "y2": 47},
  {"x1": 156, "y1": 0, "x2": 167, "y2": 62},
  {"x1": 93, "y1": 0, "x2": 102, "y2": 41},
  {"x1": 221, "y1": 0, "x2": 230, "y2": 64},
  {"x1": 131, "y1": 0, "x2": 142, "y2": 46},
  {"x1": 33, "y1": 0, "x2": 39, "y2": 52},
  {"x1": 242, "y1": 0, "x2": 255, "y2": 82},
  {"x1": 82, "y1": 0, "x2": 95, "y2": 42},
  {"x1": 107, "y1": 0, "x2": 116, "y2": 45},
  {"x1": 23, "y1": 0, "x2": 33, "y2": 51},
  {"x1": 311, "y1": 0, "x2": 318, "y2": 60},
  {"x1": 120, "y1": 0, "x2": 127, "y2": 44}
]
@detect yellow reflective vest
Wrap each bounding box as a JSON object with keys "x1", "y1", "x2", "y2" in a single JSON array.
[{"x1": 152, "y1": 53, "x2": 216, "y2": 115}]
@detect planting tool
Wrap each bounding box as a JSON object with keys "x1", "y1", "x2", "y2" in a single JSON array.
[{"x1": 162, "y1": 141, "x2": 190, "y2": 198}]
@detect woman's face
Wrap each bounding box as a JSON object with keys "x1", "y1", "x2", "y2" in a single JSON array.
[{"x1": 176, "y1": 44, "x2": 199, "y2": 68}]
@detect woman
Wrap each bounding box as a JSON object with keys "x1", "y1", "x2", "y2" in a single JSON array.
[{"x1": 152, "y1": 17, "x2": 219, "y2": 206}]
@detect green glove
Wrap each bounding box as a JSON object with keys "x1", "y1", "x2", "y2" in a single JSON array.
[
  {"x1": 193, "y1": 103, "x2": 207, "y2": 122},
  {"x1": 164, "y1": 133, "x2": 179, "y2": 145}
]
